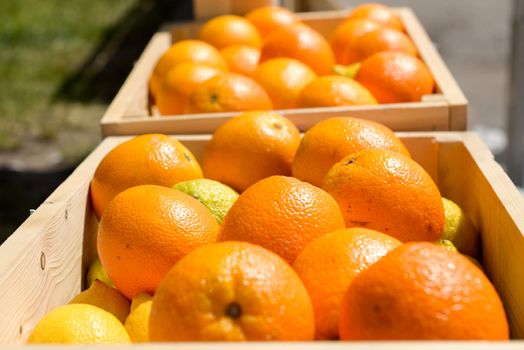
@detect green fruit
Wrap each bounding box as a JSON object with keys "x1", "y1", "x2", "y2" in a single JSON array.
[
  {"x1": 441, "y1": 197, "x2": 479, "y2": 258},
  {"x1": 174, "y1": 179, "x2": 239, "y2": 224},
  {"x1": 436, "y1": 239, "x2": 458, "y2": 253},
  {"x1": 333, "y1": 62, "x2": 361, "y2": 79},
  {"x1": 86, "y1": 257, "x2": 115, "y2": 289}
]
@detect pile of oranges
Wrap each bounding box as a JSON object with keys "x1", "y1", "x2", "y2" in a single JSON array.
[
  {"x1": 150, "y1": 3, "x2": 435, "y2": 116},
  {"x1": 25, "y1": 3, "x2": 507, "y2": 344},
  {"x1": 27, "y1": 110, "x2": 509, "y2": 344}
]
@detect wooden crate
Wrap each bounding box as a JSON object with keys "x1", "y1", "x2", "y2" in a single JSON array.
[
  {"x1": 100, "y1": 9, "x2": 468, "y2": 136},
  {"x1": 1, "y1": 131, "x2": 523, "y2": 347}
]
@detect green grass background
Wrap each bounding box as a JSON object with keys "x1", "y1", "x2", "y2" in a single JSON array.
[{"x1": 0, "y1": 0, "x2": 136, "y2": 151}]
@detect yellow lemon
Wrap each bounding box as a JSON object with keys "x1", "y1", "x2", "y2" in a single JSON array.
[
  {"x1": 27, "y1": 304, "x2": 130, "y2": 344},
  {"x1": 69, "y1": 280, "x2": 130, "y2": 324},
  {"x1": 333, "y1": 62, "x2": 361, "y2": 79},
  {"x1": 441, "y1": 197, "x2": 479, "y2": 258},
  {"x1": 124, "y1": 293, "x2": 153, "y2": 342},
  {"x1": 174, "y1": 178, "x2": 239, "y2": 224},
  {"x1": 86, "y1": 256, "x2": 115, "y2": 288},
  {"x1": 436, "y1": 239, "x2": 458, "y2": 253}
]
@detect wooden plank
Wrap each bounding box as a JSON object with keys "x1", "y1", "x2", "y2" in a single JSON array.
[
  {"x1": 103, "y1": 99, "x2": 450, "y2": 136},
  {"x1": 398, "y1": 8, "x2": 468, "y2": 130},
  {"x1": 436, "y1": 134, "x2": 524, "y2": 339},
  {"x1": 0, "y1": 138, "x2": 122, "y2": 344}
]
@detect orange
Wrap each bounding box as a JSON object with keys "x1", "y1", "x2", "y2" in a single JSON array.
[
  {"x1": 149, "y1": 40, "x2": 227, "y2": 97},
  {"x1": 339, "y1": 242, "x2": 509, "y2": 340},
  {"x1": 97, "y1": 185, "x2": 219, "y2": 299},
  {"x1": 322, "y1": 149, "x2": 444, "y2": 242},
  {"x1": 245, "y1": 6, "x2": 301, "y2": 37},
  {"x1": 339, "y1": 27, "x2": 417, "y2": 65},
  {"x1": 292, "y1": 117, "x2": 409, "y2": 187},
  {"x1": 202, "y1": 111, "x2": 300, "y2": 192},
  {"x1": 260, "y1": 23, "x2": 335, "y2": 75},
  {"x1": 218, "y1": 176, "x2": 345, "y2": 264},
  {"x1": 156, "y1": 63, "x2": 222, "y2": 115},
  {"x1": 355, "y1": 51, "x2": 435, "y2": 103},
  {"x1": 90, "y1": 134, "x2": 202, "y2": 219},
  {"x1": 220, "y1": 45, "x2": 260, "y2": 76},
  {"x1": 253, "y1": 58, "x2": 317, "y2": 109},
  {"x1": 297, "y1": 75, "x2": 377, "y2": 108},
  {"x1": 198, "y1": 15, "x2": 262, "y2": 50},
  {"x1": 149, "y1": 241, "x2": 315, "y2": 341},
  {"x1": 330, "y1": 19, "x2": 381, "y2": 65},
  {"x1": 293, "y1": 228, "x2": 401, "y2": 340},
  {"x1": 186, "y1": 73, "x2": 273, "y2": 113},
  {"x1": 347, "y1": 3, "x2": 404, "y2": 31}
]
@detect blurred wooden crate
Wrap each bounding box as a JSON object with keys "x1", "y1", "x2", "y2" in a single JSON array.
[
  {"x1": 1, "y1": 132, "x2": 524, "y2": 346},
  {"x1": 100, "y1": 9, "x2": 468, "y2": 136}
]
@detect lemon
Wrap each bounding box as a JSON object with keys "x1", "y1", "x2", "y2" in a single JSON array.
[
  {"x1": 436, "y1": 239, "x2": 458, "y2": 253},
  {"x1": 69, "y1": 280, "x2": 130, "y2": 323},
  {"x1": 333, "y1": 62, "x2": 361, "y2": 79},
  {"x1": 27, "y1": 304, "x2": 130, "y2": 344},
  {"x1": 174, "y1": 178, "x2": 239, "y2": 223},
  {"x1": 124, "y1": 293, "x2": 153, "y2": 342},
  {"x1": 441, "y1": 197, "x2": 479, "y2": 258},
  {"x1": 86, "y1": 256, "x2": 115, "y2": 288}
]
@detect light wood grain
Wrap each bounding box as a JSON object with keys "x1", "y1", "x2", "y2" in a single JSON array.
[
  {"x1": 436, "y1": 135, "x2": 524, "y2": 339},
  {"x1": 101, "y1": 8, "x2": 468, "y2": 136},
  {"x1": 0, "y1": 137, "x2": 123, "y2": 345},
  {"x1": 3, "y1": 132, "x2": 522, "y2": 346},
  {"x1": 103, "y1": 99, "x2": 450, "y2": 136}
]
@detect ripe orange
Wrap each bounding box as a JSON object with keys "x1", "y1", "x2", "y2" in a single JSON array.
[
  {"x1": 339, "y1": 27, "x2": 417, "y2": 65},
  {"x1": 186, "y1": 73, "x2": 273, "y2": 113},
  {"x1": 156, "y1": 63, "x2": 222, "y2": 115},
  {"x1": 292, "y1": 117, "x2": 409, "y2": 187},
  {"x1": 339, "y1": 242, "x2": 509, "y2": 340},
  {"x1": 90, "y1": 134, "x2": 202, "y2": 219},
  {"x1": 297, "y1": 75, "x2": 377, "y2": 108},
  {"x1": 330, "y1": 18, "x2": 381, "y2": 65},
  {"x1": 198, "y1": 15, "x2": 262, "y2": 50},
  {"x1": 355, "y1": 51, "x2": 435, "y2": 103},
  {"x1": 254, "y1": 58, "x2": 317, "y2": 109},
  {"x1": 218, "y1": 176, "x2": 345, "y2": 263},
  {"x1": 347, "y1": 3, "x2": 404, "y2": 31},
  {"x1": 202, "y1": 111, "x2": 300, "y2": 192},
  {"x1": 293, "y1": 228, "x2": 401, "y2": 340},
  {"x1": 149, "y1": 40, "x2": 227, "y2": 97},
  {"x1": 322, "y1": 149, "x2": 444, "y2": 242},
  {"x1": 260, "y1": 23, "x2": 335, "y2": 75},
  {"x1": 245, "y1": 6, "x2": 301, "y2": 37},
  {"x1": 149, "y1": 241, "x2": 315, "y2": 341},
  {"x1": 97, "y1": 185, "x2": 219, "y2": 299},
  {"x1": 220, "y1": 45, "x2": 260, "y2": 76}
]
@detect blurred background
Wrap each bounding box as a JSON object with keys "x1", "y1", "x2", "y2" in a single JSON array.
[{"x1": 0, "y1": 0, "x2": 519, "y2": 241}]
